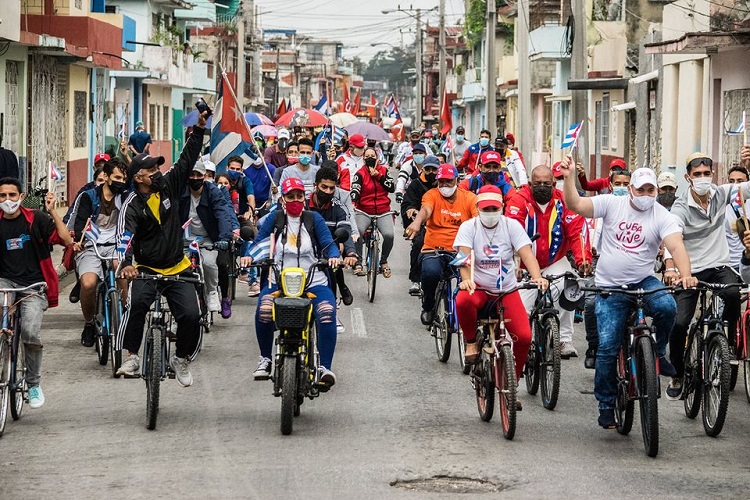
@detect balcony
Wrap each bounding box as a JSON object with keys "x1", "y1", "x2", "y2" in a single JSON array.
[
  {"x1": 462, "y1": 82, "x2": 486, "y2": 103},
  {"x1": 0, "y1": 0, "x2": 21, "y2": 42},
  {"x1": 142, "y1": 45, "x2": 194, "y2": 88}
]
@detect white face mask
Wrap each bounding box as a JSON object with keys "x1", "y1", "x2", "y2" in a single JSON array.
[
  {"x1": 630, "y1": 193, "x2": 656, "y2": 211},
  {"x1": 0, "y1": 199, "x2": 21, "y2": 215},
  {"x1": 439, "y1": 185, "x2": 457, "y2": 198},
  {"x1": 691, "y1": 177, "x2": 712, "y2": 196},
  {"x1": 479, "y1": 211, "x2": 501, "y2": 227}
]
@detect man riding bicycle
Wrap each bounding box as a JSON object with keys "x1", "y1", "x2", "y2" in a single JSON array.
[
  {"x1": 115, "y1": 110, "x2": 209, "y2": 387},
  {"x1": 559, "y1": 156, "x2": 696, "y2": 428}
]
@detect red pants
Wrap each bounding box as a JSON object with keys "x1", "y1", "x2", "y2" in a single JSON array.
[{"x1": 456, "y1": 289, "x2": 531, "y2": 380}]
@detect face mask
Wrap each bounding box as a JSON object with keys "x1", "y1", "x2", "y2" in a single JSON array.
[
  {"x1": 227, "y1": 170, "x2": 242, "y2": 181},
  {"x1": 285, "y1": 200, "x2": 304, "y2": 217},
  {"x1": 691, "y1": 177, "x2": 712, "y2": 196},
  {"x1": 630, "y1": 193, "x2": 656, "y2": 211},
  {"x1": 612, "y1": 186, "x2": 629, "y2": 197},
  {"x1": 277, "y1": 139, "x2": 288, "y2": 152},
  {"x1": 479, "y1": 211, "x2": 501, "y2": 227},
  {"x1": 109, "y1": 180, "x2": 127, "y2": 194},
  {"x1": 0, "y1": 199, "x2": 21, "y2": 215},
  {"x1": 424, "y1": 173, "x2": 437, "y2": 185},
  {"x1": 456, "y1": 135, "x2": 464, "y2": 143},
  {"x1": 482, "y1": 171, "x2": 499, "y2": 185},
  {"x1": 299, "y1": 154, "x2": 312, "y2": 166},
  {"x1": 188, "y1": 178, "x2": 204, "y2": 191},
  {"x1": 149, "y1": 171, "x2": 165, "y2": 193},
  {"x1": 556, "y1": 180, "x2": 565, "y2": 191},
  {"x1": 364, "y1": 157, "x2": 377, "y2": 168},
  {"x1": 479, "y1": 138, "x2": 490, "y2": 147},
  {"x1": 287, "y1": 155, "x2": 299, "y2": 165},
  {"x1": 439, "y1": 185, "x2": 457, "y2": 198},
  {"x1": 657, "y1": 192, "x2": 676, "y2": 208},
  {"x1": 316, "y1": 189, "x2": 334, "y2": 206},
  {"x1": 532, "y1": 185, "x2": 553, "y2": 204},
  {"x1": 413, "y1": 154, "x2": 425, "y2": 165}
]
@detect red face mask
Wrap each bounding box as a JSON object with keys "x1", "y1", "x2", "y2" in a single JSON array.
[{"x1": 285, "y1": 200, "x2": 304, "y2": 217}]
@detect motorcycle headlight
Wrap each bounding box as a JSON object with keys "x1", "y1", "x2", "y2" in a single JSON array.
[{"x1": 281, "y1": 269, "x2": 305, "y2": 298}]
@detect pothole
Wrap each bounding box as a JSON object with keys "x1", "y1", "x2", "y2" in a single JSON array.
[{"x1": 390, "y1": 475, "x2": 508, "y2": 494}]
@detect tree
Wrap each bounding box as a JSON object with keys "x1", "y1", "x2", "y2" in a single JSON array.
[{"x1": 363, "y1": 46, "x2": 415, "y2": 91}]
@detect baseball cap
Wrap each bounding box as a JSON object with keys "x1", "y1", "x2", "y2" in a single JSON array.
[
  {"x1": 552, "y1": 161, "x2": 563, "y2": 179},
  {"x1": 349, "y1": 134, "x2": 365, "y2": 148},
  {"x1": 436, "y1": 164, "x2": 457, "y2": 180},
  {"x1": 192, "y1": 160, "x2": 206, "y2": 175},
  {"x1": 128, "y1": 153, "x2": 165, "y2": 178},
  {"x1": 409, "y1": 129, "x2": 421, "y2": 138},
  {"x1": 495, "y1": 136, "x2": 510, "y2": 146},
  {"x1": 657, "y1": 172, "x2": 677, "y2": 189},
  {"x1": 281, "y1": 177, "x2": 305, "y2": 195},
  {"x1": 505, "y1": 133, "x2": 516, "y2": 145},
  {"x1": 480, "y1": 150, "x2": 502, "y2": 165},
  {"x1": 277, "y1": 129, "x2": 290, "y2": 140},
  {"x1": 203, "y1": 160, "x2": 216, "y2": 173},
  {"x1": 411, "y1": 143, "x2": 427, "y2": 153},
  {"x1": 609, "y1": 158, "x2": 627, "y2": 170},
  {"x1": 94, "y1": 153, "x2": 110, "y2": 164},
  {"x1": 423, "y1": 155, "x2": 440, "y2": 168},
  {"x1": 630, "y1": 168, "x2": 658, "y2": 189},
  {"x1": 477, "y1": 185, "x2": 504, "y2": 209},
  {"x1": 456, "y1": 126, "x2": 465, "y2": 134}
]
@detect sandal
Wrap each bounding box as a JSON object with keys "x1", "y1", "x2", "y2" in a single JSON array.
[
  {"x1": 464, "y1": 341, "x2": 480, "y2": 364},
  {"x1": 380, "y1": 263, "x2": 392, "y2": 278}
]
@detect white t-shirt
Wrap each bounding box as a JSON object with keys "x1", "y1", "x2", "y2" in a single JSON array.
[
  {"x1": 724, "y1": 199, "x2": 750, "y2": 269},
  {"x1": 453, "y1": 216, "x2": 531, "y2": 293},
  {"x1": 272, "y1": 217, "x2": 328, "y2": 289},
  {"x1": 591, "y1": 195, "x2": 682, "y2": 287}
]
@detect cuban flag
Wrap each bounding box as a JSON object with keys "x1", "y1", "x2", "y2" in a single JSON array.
[
  {"x1": 247, "y1": 236, "x2": 271, "y2": 261},
  {"x1": 450, "y1": 250, "x2": 471, "y2": 267},
  {"x1": 561, "y1": 122, "x2": 583, "y2": 149},
  {"x1": 117, "y1": 231, "x2": 133, "y2": 255},
  {"x1": 726, "y1": 117, "x2": 745, "y2": 136},
  {"x1": 189, "y1": 237, "x2": 202, "y2": 253},
  {"x1": 441, "y1": 135, "x2": 454, "y2": 155},
  {"x1": 84, "y1": 220, "x2": 101, "y2": 243},
  {"x1": 210, "y1": 73, "x2": 258, "y2": 174},
  {"x1": 49, "y1": 161, "x2": 64, "y2": 181},
  {"x1": 315, "y1": 92, "x2": 329, "y2": 114}
]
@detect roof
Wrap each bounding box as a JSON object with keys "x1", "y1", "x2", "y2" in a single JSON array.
[{"x1": 644, "y1": 30, "x2": 750, "y2": 55}]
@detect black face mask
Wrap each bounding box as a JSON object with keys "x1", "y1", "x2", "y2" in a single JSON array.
[
  {"x1": 277, "y1": 139, "x2": 288, "y2": 152},
  {"x1": 364, "y1": 157, "x2": 377, "y2": 168},
  {"x1": 656, "y1": 192, "x2": 676, "y2": 208},
  {"x1": 531, "y1": 185, "x2": 554, "y2": 204},
  {"x1": 188, "y1": 178, "x2": 204, "y2": 191},
  {"x1": 109, "y1": 180, "x2": 127, "y2": 194},
  {"x1": 316, "y1": 189, "x2": 334, "y2": 206},
  {"x1": 149, "y1": 171, "x2": 165, "y2": 193},
  {"x1": 425, "y1": 173, "x2": 437, "y2": 185},
  {"x1": 482, "y1": 171, "x2": 499, "y2": 185}
]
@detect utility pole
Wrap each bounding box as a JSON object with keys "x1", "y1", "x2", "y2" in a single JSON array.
[
  {"x1": 273, "y1": 45, "x2": 280, "y2": 112},
  {"x1": 237, "y1": 2, "x2": 245, "y2": 109},
  {"x1": 438, "y1": 0, "x2": 446, "y2": 130},
  {"x1": 415, "y1": 9, "x2": 423, "y2": 128},
  {"x1": 486, "y1": 0, "x2": 496, "y2": 136},
  {"x1": 571, "y1": 0, "x2": 588, "y2": 167},
  {"x1": 518, "y1": 0, "x2": 531, "y2": 156}
]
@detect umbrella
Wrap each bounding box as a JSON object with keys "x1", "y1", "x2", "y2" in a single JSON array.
[
  {"x1": 275, "y1": 108, "x2": 329, "y2": 127},
  {"x1": 251, "y1": 125, "x2": 278, "y2": 138},
  {"x1": 181, "y1": 110, "x2": 271, "y2": 128},
  {"x1": 329, "y1": 112, "x2": 359, "y2": 127},
  {"x1": 344, "y1": 121, "x2": 391, "y2": 142}
]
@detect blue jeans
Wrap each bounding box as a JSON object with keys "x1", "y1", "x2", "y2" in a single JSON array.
[
  {"x1": 594, "y1": 276, "x2": 676, "y2": 409},
  {"x1": 255, "y1": 284, "x2": 337, "y2": 369},
  {"x1": 419, "y1": 252, "x2": 454, "y2": 312}
]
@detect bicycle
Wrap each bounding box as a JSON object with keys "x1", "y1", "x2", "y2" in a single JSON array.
[
  {"x1": 91, "y1": 241, "x2": 123, "y2": 376},
  {"x1": 580, "y1": 284, "x2": 671, "y2": 457},
  {"x1": 0, "y1": 282, "x2": 47, "y2": 437},
  {"x1": 185, "y1": 238, "x2": 216, "y2": 335},
  {"x1": 738, "y1": 286, "x2": 750, "y2": 403},
  {"x1": 679, "y1": 281, "x2": 742, "y2": 437},
  {"x1": 524, "y1": 273, "x2": 566, "y2": 410},
  {"x1": 134, "y1": 272, "x2": 202, "y2": 430},
  {"x1": 428, "y1": 251, "x2": 467, "y2": 374},
  {"x1": 354, "y1": 209, "x2": 396, "y2": 303}
]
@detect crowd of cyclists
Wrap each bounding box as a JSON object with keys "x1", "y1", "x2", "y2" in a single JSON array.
[{"x1": 7, "y1": 99, "x2": 750, "y2": 440}]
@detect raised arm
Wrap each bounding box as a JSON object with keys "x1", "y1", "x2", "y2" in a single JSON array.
[{"x1": 560, "y1": 155, "x2": 594, "y2": 218}]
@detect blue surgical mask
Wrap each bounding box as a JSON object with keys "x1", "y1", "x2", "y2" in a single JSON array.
[
  {"x1": 227, "y1": 170, "x2": 242, "y2": 181},
  {"x1": 299, "y1": 154, "x2": 312, "y2": 166},
  {"x1": 612, "y1": 186, "x2": 628, "y2": 197},
  {"x1": 456, "y1": 135, "x2": 464, "y2": 142},
  {"x1": 413, "y1": 154, "x2": 425, "y2": 164},
  {"x1": 479, "y1": 138, "x2": 490, "y2": 147}
]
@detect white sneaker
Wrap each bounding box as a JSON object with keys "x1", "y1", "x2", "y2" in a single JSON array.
[
  {"x1": 247, "y1": 282, "x2": 261, "y2": 297},
  {"x1": 207, "y1": 291, "x2": 221, "y2": 312},
  {"x1": 336, "y1": 317, "x2": 345, "y2": 334},
  {"x1": 169, "y1": 355, "x2": 193, "y2": 387},
  {"x1": 28, "y1": 385, "x2": 45, "y2": 409},
  {"x1": 318, "y1": 366, "x2": 336, "y2": 387},
  {"x1": 253, "y1": 356, "x2": 272, "y2": 380},
  {"x1": 560, "y1": 341, "x2": 579, "y2": 359},
  {"x1": 116, "y1": 354, "x2": 140, "y2": 377}
]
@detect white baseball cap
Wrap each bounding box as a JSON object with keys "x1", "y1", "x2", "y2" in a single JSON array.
[
  {"x1": 203, "y1": 160, "x2": 216, "y2": 172},
  {"x1": 631, "y1": 168, "x2": 658, "y2": 189},
  {"x1": 277, "y1": 128, "x2": 290, "y2": 140},
  {"x1": 657, "y1": 172, "x2": 677, "y2": 189}
]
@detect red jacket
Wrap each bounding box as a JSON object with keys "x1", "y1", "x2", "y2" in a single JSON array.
[
  {"x1": 504, "y1": 185, "x2": 591, "y2": 269},
  {"x1": 350, "y1": 164, "x2": 395, "y2": 215},
  {"x1": 457, "y1": 143, "x2": 494, "y2": 175}
]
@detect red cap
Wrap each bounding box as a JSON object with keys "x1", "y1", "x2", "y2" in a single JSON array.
[
  {"x1": 94, "y1": 153, "x2": 111, "y2": 164},
  {"x1": 281, "y1": 177, "x2": 305, "y2": 195},
  {"x1": 552, "y1": 161, "x2": 563, "y2": 179},
  {"x1": 480, "y1": 150, "x2": 502, "y2": 165},
  {"x1": 436, "y1": 164, "x2": 457, "y2": 180},
  {"x1": 609, "y1": 158, "x2": 627, "y2": 170},
  {"x1": 505, "y1": 133, "x2": 515, "y2": 145},
  {"x1": 349, "y1": 134, "x2": 365, "y2": 148},
  {"x1": 477, "y1": 185, "x2": 504, "y2": 209}
]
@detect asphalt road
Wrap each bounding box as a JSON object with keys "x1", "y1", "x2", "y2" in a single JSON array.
[{"x1": 1, "y1": 234, "x2": 749, "y2": 499}]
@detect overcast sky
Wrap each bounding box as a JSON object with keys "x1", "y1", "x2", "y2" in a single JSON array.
[{"x1": 255, "y1": 0, "x2": 466, "y2": 63}]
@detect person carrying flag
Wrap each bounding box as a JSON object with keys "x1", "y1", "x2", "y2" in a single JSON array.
[
  {"x1": 458, "y1": 129, "x2": 493, "y2": 176},
  {"x1": 73, "y1": 158, "x2": 130, "y2": 348}
]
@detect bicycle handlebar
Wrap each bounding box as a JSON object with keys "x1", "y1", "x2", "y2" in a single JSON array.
[
  {"x1": 693, "y1": 281, "x2": 744, "y2": 291},
  {"x1": 580, "y1": 285, "x2": 673, "y2": 296},
  {"x1": 133, "y1": 272, "x2": 202, "y2": 285},
  {"x1": 354, "y1": 209, "x2": 397, "y2": 219},
  {"x1": 0, "y1": 282, "x2": 48, "y2": 294}
]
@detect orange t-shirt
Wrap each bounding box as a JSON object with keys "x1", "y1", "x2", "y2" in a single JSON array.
[{"x1": 420, "y1": 188, "x2": 478, "y2": 251}]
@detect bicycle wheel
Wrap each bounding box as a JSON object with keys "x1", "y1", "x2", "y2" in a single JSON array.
[
  {"x1": 457, "y1": 326, "x2": 470, "y2": 375},
  {"x1": 744, "y1": 360, "x2": 750, "y2": 404},
  {"x1": 0, "y1": 339, "x2": 10, "y2": 437},
  {"x1": 497, "y1": 343, "x2": 517, "y2": 440},
  {"x1": 683, "y1": 328, "x2": 702, "y2": 419},
  {"x1": 524, "y1": 337, "x2": 539, "y2": 396},
  {"x1": 702, "y1": 333, "x2": 731, "y2": 437},
  {"x1": 615, "y1": 346, "x2": 634, "y2": 435},
  {"x1": 108, "y1": 291, "x2": 123, "y2": 378},
  {"x1": 228, "y1": 253, "x2": 237, "y2": 304},
  {"x1": 95, "y1": 285, "x2": 109, "y2": 365},
  {"x1": 10, "y1": 339, "x2": 25, "y2": 421},
  {"x1": 145, "y1": 326, "x2": 162, "y2": 430},
  {"x1": 367, "y1": 239, "x2": 379, "y2": 303},
  {"x1": 280, "y1": 356, "x2": 297, "y2": 435},
  {"x1": 636, "y1": 336, "x2": 659, "y2": 457},
  {"x1": 433, "y1": 290, "x2": 451, "y2": 363},
  {"x1": 540, "y1": 317, "x2": 561, "y2": 410},
  {"x1": 475, "y1": 349, "x2": 494, "y2": 422}
]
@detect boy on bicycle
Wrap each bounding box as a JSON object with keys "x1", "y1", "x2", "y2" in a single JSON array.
[{"x1": 0, "y1": 179, "x2": 73, "y2": 408}]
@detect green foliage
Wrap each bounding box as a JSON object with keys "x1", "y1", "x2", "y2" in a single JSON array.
[
  {"x1": 464, "y1": 0, "x2": 486, "y2": 48},
  {"x1": 363, "y1": 47, "x2": 416, "y2": 90}
]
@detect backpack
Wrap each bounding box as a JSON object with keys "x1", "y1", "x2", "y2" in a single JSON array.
[{"x1": 272, "y1": 210, "x2": 320, "y2": 255}]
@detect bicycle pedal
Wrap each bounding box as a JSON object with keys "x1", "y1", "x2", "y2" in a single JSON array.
[{"x1": 483, "y1": 346, "x2": 493, "y2": 354}]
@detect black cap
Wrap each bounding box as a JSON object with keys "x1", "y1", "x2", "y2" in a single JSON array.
[
  {"x1": 411, "y1": 143, "x2": 427, "y2": 153},
  {"x1": 495, "y1": 136, "x2": 510, "y2": 146},
  {"x1": 129, "y1": 153, "x2": 165, "y2": 179},
  {"x1": 456, "y1": 126, "x2": 465, "y2": 133}
]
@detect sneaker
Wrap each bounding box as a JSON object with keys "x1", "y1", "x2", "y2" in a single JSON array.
[
  {"x1": 598, "y1": 408, "x2": 616, "y2": 429},
  {"x1": 584, "y1": 348, "x2": 596, "y2": 370},
  {"x1": 574, "y1": 309, "x2": 584, "y2": 323},
  {"x1": 318, "y1": 366, "x2": 337, "y2": 387},
  {"x1": 169, "y1": 355, "x2": 193, "y2": 387},
  {"x1": 238, "y1": 273, "x2": 249, "y2": 284},
  {"x1": 666, "y1": 377, "x2": 683, "y2": 401},
  {"x1": 658, "y1": 356, "x2": 677, "y2": 378},
  {"x1": 220, "y1": 298, "x2": 232, "y2": 319},
  {"x1": 340, "y1": 284, "x2": 354, "y2": 306},
  {"x1": 336, "y1": 317, "x2": 345, "y2": 334},
  {"x1": 80, "y1": 322, "x2": 96, "y2": 347},
  {"x1": 207, "y1": 291, "x2": 221, "y2": 312},
  {"x1": 247, "y1": 282, "x2": 261, "y2": 297},
  {"x1": 253, "y1": 356, "x2": 272, "y2": 380},
  {"x1": 69, "y1": 281, "x2": 81, "y2": 304},
  {"x1": 28, "y1": 385, "x2": 45, "y2": 409},
  {"x1": 420, "y1": 310, "x2": 434, "y2": 326},
  {"x1": 560, "y1": 341, "x2": 579, "y2": 359},
  {"x1": 515, "y1": 399, "x2": 523, "y2": 412},
  {"x1": 116, "y1": 354, "x2": 140, "y2": 377},
  {"x1": 409, "y1": 281, "x2": 421, "y2": 296}
]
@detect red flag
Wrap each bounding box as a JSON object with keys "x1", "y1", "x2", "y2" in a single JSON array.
[
  {"x1": 275, "y1": 98, "x2": 287, "y2": 121},
  {"x1": 364, "y1": 93, "x2": 377, "y2": 118},
  {"x1": 219, "y1": 74, "x2": 253, "y2": 143},
  {"x1": 343, "y1": 84, "x2": 351, "y2": 113},
  {"x1": 352, "y1": 89, "x2": 361, "y2": 115},
  {"x1": 440, "y1": 88, "x2": 453, "y2": 136}
]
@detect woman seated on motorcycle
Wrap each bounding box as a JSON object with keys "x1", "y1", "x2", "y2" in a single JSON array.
[
  {"x1": 453, "y1": 185, "x2": 548, "y2": 378},
  {"x1": 241, "y1": 177, "x2": 342, "y2": 387}
]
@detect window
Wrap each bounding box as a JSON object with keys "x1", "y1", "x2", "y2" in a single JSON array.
[
  {"x1": 149, "y1": 104, "x2": 158, "y2": 139},
  {"x1": 163, "y1": 105, "x2": 170, "y2": 140},
  {"x1": 601, "y1": 93, "x2": 610, "y2": 150},
  {"x1": 592, "y1": 0, "x2": 623, "y2": 21},
  {"x1": 307, "y1": 45, "x2": 323, "y2": 62},
  {"x1": 74, "y1": 91, "x2": 87, "y2": 148}
]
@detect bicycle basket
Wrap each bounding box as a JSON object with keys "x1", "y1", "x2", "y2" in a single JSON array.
[{"x1": 273, "y1": 297, "x2": 312, "y2": 331}]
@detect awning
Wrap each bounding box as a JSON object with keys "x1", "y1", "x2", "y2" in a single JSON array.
[
  {"x1": 567, "y1": 78, "x2": 629, "y2": 90},
  {"x1": 644, "y1": 30, "x2": 750, "y2": 55},
  {"x1": 544, "y1": 94, "x2": 572, "y2": 103}
]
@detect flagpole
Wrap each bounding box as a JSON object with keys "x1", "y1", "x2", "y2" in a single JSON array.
[
  {"x1": 743, "y1": 110, "x2": 747, "y2": 146},
  {"x1": 218, "y1": 65, "x2": 277, "y2": 190},
  {"x1": 739, "y1": 185, "x2": 749, "y2": 238}
]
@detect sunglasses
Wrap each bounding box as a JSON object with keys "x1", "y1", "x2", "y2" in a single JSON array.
[{"x1": 688, "y1": 157, "x2": 713, "y2": 170}]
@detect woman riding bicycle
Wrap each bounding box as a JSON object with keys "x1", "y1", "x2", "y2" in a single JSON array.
[
  {"x1": 242, "y1": 177, "x2": 342, "y2": 387},
  {"x1": 453, "y1": 186, "x2": 548, "y2": 376},
  {"x1": 350, "y1": 146, "x2": 396, "y2": 278}
]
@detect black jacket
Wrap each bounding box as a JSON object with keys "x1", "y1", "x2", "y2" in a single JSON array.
[
  {"x1": 179, "y1": 180, "x2": 239, "y2": 243},
  {"x1": 400, "y1": 176, "x2": 432, "y2": 228},
  {"x1": 117, "y1": 127, "x2": 204, "y2": 268},
  {"x1": 307, "y1": 194, "x2": 356, "y2": 257}
]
